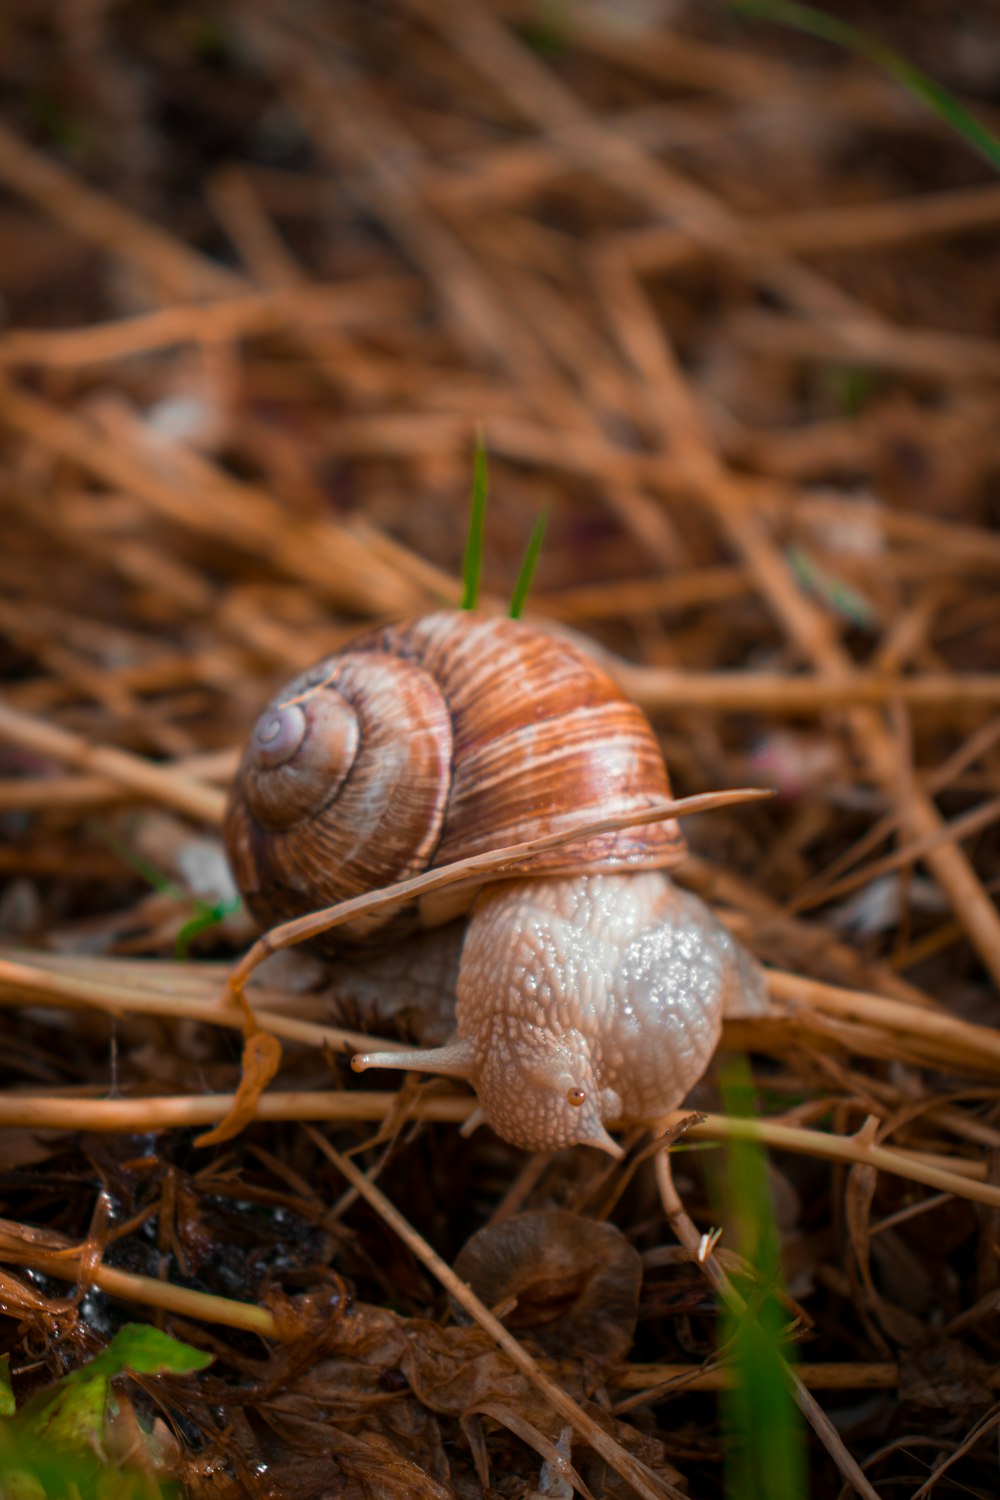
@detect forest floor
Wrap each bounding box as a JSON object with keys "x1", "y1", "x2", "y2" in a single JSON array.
[{"x1": 1, "y1": 2, "x2": 999, "y2": 1497}]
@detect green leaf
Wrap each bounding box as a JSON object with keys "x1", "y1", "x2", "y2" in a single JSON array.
[
  {"x1": 82, "y1": 1324, "x2": 212, "y2": 1380},
  {"x1": 460, "y1": 434, "x2": 489, "y2": 611},
  {"x1": 0, "y1": 1354, "x2": 14, "y2": 1417},
  {"x1": 733, "y1": 1, "x2": 1000, "y2": 176},
  {"x1": 0, "y1": 1428, "x2": 183, "y2": 1500},
  {"x1": 0, "y1": 1327, "x2": 209, "y2": 1500},
  {"x1": 17, "y1": 1367, "x2": 108, "y2": 1454},
  {"x1": 508, "y1": 510, "x2": 548, "y2": 619},
  {"x1": 14, "y1": 1326, "x2": 209, "y2": 1447}
]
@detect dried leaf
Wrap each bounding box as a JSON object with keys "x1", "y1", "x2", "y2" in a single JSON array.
[
  {"x1": 899, "y1": 1341, "x2": 995, "y2": 1410},
  {"x1": 452, "y1": 1211, "x2": 642, "y2": 1363}
]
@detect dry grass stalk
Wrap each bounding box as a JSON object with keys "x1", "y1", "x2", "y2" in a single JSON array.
[
  {"x1": 0, "y1": 1083, "x2": 993, "y2": 1208},
  {"x1": 226, "y1": 788, "x2": 771, "y2": 989},
  {"x1": 0, "y1": 1217, "x2": 277, "y2": 1337},
  {"x1": 617, "y1": 1361, "x2": 1000, "y2": 1393}
]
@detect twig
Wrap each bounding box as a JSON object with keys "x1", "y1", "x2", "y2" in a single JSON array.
[
  {"x1": 0, "y1": 1218, "x2": 276, "y2": 1337},
  {"x1": 0, "y1": 955, "x2": 385, "y2": 1054},
  {"x1": 730, "y1": 306, "x2": 1000, "y2": 382},
  {"x1": 225, "y1": 788, "x2": 771, "y2": 990},
  {"x1": 0, "y1": 378, "x2": 426, "y2": 619},
  {"x1": 601, "y1": 258, "x2": 1000, "y2": 991},
  {"x1": 0, "y1": 1087, "x2": 994, "y2": 1207},
  {"x1": 611, "y1": 666, "x2": 1000, "y2": 715},
  {"x1": 0, "y1": 747, "x2": 235, "y2": 812},
  {"x1": 615, "y1": 1360, "x2": 1000, "y2": 1393},
  {"x1": 610, "y1": 180, "x2": 1000, "y2": 271},
  {"x1": 0, "y1": 121, "x2": 240, "y2": 299},
  {"x1": 0, "y1": 282, "x2": 415, "y2": 366},
  {"x1": 780, "y1": 795, "x2": 1000, "y2": 915},
  {"x1": 766, "y1": 970, "x2": 1000, "y2": 1072}
]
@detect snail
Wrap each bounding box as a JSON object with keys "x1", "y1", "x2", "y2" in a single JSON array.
[{"x1": 224, "y1": 610, "x2": 767, "y2": 1157}]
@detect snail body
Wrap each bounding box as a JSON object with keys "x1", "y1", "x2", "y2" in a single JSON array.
[
  {"x1": 224, "y1": 611, "x2": 767, "y2": 1156},
  {"x1": 356, "y1": 872, "x2": 764, "y2": 1156}
]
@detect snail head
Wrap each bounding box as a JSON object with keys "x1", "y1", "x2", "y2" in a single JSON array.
[
  {"x1": 351, "y1": 1022, "x2": 624, "y2": 1157},
  {"x1": 477, "y1": 1024, "x2": 624, "y2": 1157}
]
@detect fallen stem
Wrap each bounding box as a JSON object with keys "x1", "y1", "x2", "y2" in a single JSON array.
[
  {"x1": 768, "y1": 969, "x2": 1000, "y2": 1071},
  {"x1": 615, "y1": 665, "x2": 1000, "y2": 715},
  {"x1": 7, "y1": 944, "x2": 1000, "y2": 1085},
  {"x1": 615, "y1": 1360, "x2": 1000, "y2": 1392},
  {"x1": 0, "y1": 1089, "x2": 994, "y2": 1206},
  {"x1": 0, "y1": 1219, "x2": 277, "y2": 1337},
  {"x1": 225, "y1": 787, "x2": 772, "y2": 992},
  {"x1": 0, "y1": 956, "x2": 383, "y2": 1054}
]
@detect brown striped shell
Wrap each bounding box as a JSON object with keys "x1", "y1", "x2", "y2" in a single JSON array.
[{"x1": 224, "y1": 611, "x2": 685, "y2": 943}]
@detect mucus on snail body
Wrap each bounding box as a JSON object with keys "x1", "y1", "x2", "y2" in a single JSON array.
[{"x1": 224, "y1": 610, "x2": 768, "y2": 1157}]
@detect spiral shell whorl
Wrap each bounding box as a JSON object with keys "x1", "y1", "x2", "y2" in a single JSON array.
[
  {"x1": 242, "y1": 690, "x2": 360, "y2": 830},
  {"x1": 224, "y1": 650, "x2": 454, "y2": 939},
  {"x1": 253, "y1": 703, "x2": 306, "y2": 768}
]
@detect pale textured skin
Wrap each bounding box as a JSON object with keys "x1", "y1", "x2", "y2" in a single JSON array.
[
  {"x1": 352, "y1": 869, "x2": 768, "y2": 1153},
  {"x1": 455, "y1": 871, "x2": 766, "y2": 1153}
]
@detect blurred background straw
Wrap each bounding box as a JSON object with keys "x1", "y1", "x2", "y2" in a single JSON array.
[{"x1": 0, "y1": 3, "x2": 999, "y2": 1497}]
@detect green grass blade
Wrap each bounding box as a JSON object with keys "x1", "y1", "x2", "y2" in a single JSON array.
[
  {"x1": 96, "y1": 822, "x2": 242, "y2": 960},
  {"x1": 508, "y1": 509, "x2": 548, "y2": 619},
  {"x1": 175, "y1": 896, "x2": 242, "y2": 960},
  {"x1": 716, "y1": 1056, "x2": 807, "y2": 1500},
  {"x1": 461, "y1": 434, "x2": 489, "y2": 611},
  {"x1": 96, "y1": 822, "x2": 183, "y2": 899},
  {"x1": 733, "y1": 1, "x2": 1000, "y2": 176}
]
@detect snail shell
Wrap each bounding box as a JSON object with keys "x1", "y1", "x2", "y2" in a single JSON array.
[
  {"x1": 224, "y1": 610, "x2": 767, "y2": 1154},
  {"x1": 224, "y1": 611, "x2": 685, "y2": 942}
]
